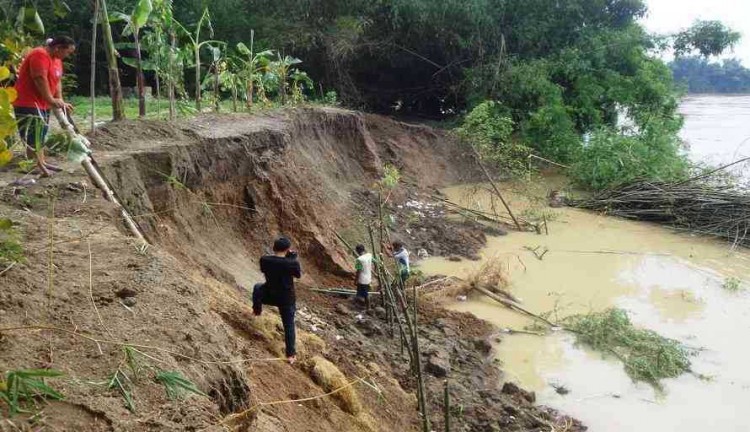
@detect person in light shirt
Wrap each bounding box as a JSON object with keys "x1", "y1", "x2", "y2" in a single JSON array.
[{"x1": 354, "y1": 244, "x2": 373, "y2": 309}]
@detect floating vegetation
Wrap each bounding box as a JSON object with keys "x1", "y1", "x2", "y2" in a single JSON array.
[
  {"x1": 564, "y1": 308, "x2": 694, "y2": 388},
  {"x1": 722, "y1": 277, "x2": 743, "y2": 292}
]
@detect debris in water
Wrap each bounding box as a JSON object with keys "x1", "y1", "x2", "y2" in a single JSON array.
[{"x1": 563, "y1": 308, "x2": 694, "y2": 388}]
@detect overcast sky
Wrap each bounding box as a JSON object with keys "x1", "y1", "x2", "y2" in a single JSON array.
[{"x1": 642, "y1": 0, "x2": 750, "y2": 65}]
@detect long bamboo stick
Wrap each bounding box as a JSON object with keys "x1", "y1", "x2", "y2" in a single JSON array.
[{"x1": 469, "y1": 144, "x2": 522, "y2": 230}]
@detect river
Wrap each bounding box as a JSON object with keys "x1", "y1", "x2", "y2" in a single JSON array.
[{"x1": 420, "y1": 95, "x2": 750, "y2": 431}]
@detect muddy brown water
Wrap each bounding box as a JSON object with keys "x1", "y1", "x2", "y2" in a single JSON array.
[{"x1": 419, "y1": 96, "x2": 750, "y2": 431}]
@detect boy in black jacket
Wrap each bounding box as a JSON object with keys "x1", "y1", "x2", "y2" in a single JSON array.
[{"x1": 252, "y1": 237, "x2": 302, "y2": 364}]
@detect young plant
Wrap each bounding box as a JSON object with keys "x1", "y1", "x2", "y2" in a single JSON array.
[
  {"x1": 269, "y1": 54, "x2": 302, "y2": 104},
  {"x1": 172, "y1": 8, "x2": 221, "y2": 111},
  {"x1": 0, "y1": 369, "x2": 64, "y2": 416},
  {"x1": 290, "y1": 69, "x2": 313, "y2": 104},
  {"x1": 111, "y1": 0, "x2": 153, "y2": 118},
  {"x1": 235, "y1": 41, "x2": 273, "y2": 108},
  {"x1": 108, "y1": 368, "x2": 135, "y2": 412}
]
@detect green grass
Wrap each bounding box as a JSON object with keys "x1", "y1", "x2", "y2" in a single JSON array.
[
  {"x1": 563, "y1": 308, "x2": 693, "y2": 388},
  {"x1": 0, "y1": 369, "x2": 64, "y2": 416},
  {"x1": 66, "y1": 95, "x2": 334, "y2": 133},
  {"x1": 154, "y1": 371, "x2": 205, "y2": 400},
  {"x1": 67, "y1": 96, "x2": 235, "y2": 129}
]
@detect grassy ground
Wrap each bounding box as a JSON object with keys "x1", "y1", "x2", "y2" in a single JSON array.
[{"x1": 67, "y1": 96, "x2": 245, "y2": 131}]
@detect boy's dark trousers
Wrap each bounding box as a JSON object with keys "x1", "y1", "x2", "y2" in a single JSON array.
[{"x1": 253, "y1": 283, "x2": 296, "y2": 357}]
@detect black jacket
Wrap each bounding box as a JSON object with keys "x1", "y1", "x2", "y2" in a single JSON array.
[{"x1": 259, "y1": 255, "x2": 302, "y2": 307}]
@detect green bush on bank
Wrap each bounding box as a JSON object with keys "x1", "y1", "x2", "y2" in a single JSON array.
[
  {"x1": 454, "y1": 101, "x2": 531, "y2": 177},
  {"x1": 570, "y1": 120, "x2": 690, "y2": 191}
]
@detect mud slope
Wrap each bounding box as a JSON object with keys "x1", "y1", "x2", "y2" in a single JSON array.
[{"x1": 0, "y1": 108, "x2": 581, "y2": 432}]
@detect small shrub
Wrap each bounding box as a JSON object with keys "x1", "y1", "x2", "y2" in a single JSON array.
[
  {"x1": 378, "y1": 164, "x2": 401, "y2": 189},
  {"x1": 322, "y1": 90, "x2": 339, "y2": 106},
  {"x1": 0, "y1": 218, "x2": 24, "y2": 265},
  {"x1": 722, "y1": 277, "x2": 742, "y2": 292}
]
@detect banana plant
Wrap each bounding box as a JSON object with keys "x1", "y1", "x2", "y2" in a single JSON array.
[
  {"x1": 172, "y1": 8, "x2": 222, "y2": 111},
  {"x1": 269, "y1": 54, "x2": 302, "y2": 105},
  {"x1": 111, "y1": 0, "x2": 153, "y2": 118},
  {"x1": 148, "y1": 0, "x2": 176, "y2": 118},
  {"x1": 235, "y1": 40, "x2": 273, "y2": 108},
  {"x1": 201, "y1": 44, "x2": 227, "y2": 112},
  {"x1": 98, "y1": 0, "x2": 126, "y2": 120},
  {"x1": 290, "y1": 69, "x2": 313, "y2": 104},
  {"x1": 214, "y1": 56, "x2": 245, "y2": 112}
]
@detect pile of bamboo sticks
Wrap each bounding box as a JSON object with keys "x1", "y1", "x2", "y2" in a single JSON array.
[{"x1": 573, "y1": 179, "x2": 750, "y2": 248}]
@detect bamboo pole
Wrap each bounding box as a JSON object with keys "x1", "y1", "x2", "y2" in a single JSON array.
[
  {"x1": 474, "y1": 286, "x2": 555, "y2": 327},
  {"x1": 90, "y1": 0, "x2": 98, "y2": 132},
  {"x1": 444, "y1": 380, "x2": 450, "y2": 432},
  {"x1": 469, "y1": 145, "x2": 522, "y2": 230},
  {"x1": 394, "y1": 283, "x2": 429, "y2": 432}
]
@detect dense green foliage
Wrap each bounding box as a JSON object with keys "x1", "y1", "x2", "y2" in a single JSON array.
[
  {"x1": 564, "y1": 308, "x2": 693, "y2": 387},
  {"x1": 672, "y1": 57, "x2": 750, "y2": 94},
  {"x1": 455, "y1": 101, "x2": 529, "y2": 176},
  {"x1": 2, "y1": 1, "x2": 742, "y2": 189},
  {"x1": 570, "y1": 118, "x2": 690, "y2": 190}
]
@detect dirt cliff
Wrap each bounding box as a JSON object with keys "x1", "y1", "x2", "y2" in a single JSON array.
[{"x1": 0, "y1": 108, "x2": 582, "y2": 431}]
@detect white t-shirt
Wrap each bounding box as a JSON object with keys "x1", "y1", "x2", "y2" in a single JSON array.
[{"x1": 355, "y1": 253, "x2": 373, "y2": 285}]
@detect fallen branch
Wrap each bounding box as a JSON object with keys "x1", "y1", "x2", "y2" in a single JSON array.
[
  {"x1": 310, "y1": 288, "x2": 382, "y2": 296},
  {"x1": 0, "y1": 261, "x2": 16, "y2": 277}
]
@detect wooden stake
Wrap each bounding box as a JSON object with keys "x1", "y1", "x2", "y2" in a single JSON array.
[{"x1": 444, "y1": 379, "x2": 450, "y2": 432}]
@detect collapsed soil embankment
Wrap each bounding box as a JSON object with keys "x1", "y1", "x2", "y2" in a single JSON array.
[{"x1": 0, "y1": 108, "x2": 583, "y2": 431}]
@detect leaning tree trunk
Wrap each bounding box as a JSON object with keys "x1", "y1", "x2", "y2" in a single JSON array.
[
  {"x1": 98, "y1": 0, "x2": 125, "y2": 120},
  {"x1": 90, "y1": 0, "x2": 98, "y2": 131},
  {"x1": 134, "y1": 31, "x2": 146, "y2": 118}
]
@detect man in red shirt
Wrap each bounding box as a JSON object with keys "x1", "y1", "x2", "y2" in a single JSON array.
[{"x1": 13, "y1": 36, "x2": 76, "y2": 177}]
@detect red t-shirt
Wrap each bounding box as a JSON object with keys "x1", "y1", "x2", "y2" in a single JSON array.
[{"x1": 13, "y1": 47, "x2": 63, "y2": 110}]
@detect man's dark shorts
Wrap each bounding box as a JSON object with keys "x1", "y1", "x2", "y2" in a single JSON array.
[
  {"x1": 14, "y1": 107, "x2": 49, "y2": 151},
  {"x1": 356, "y1": 283, "x2": 370, "y2": 299}
]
